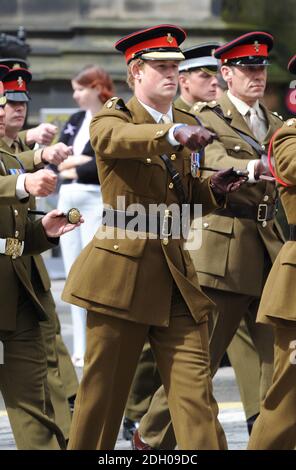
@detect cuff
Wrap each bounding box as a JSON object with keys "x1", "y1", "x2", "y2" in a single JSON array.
[
  {"x1": 34, "y1": 148, "x2": 44, "y2": 168},
  {"x1": 247, "y1": 160, "x2": 258, "y2": 184},
  {"x1": 167, "y1": 124, "x2": 187, "y2": 146},
  {"x1": 16, "y1": 174, "x2": 29, "y2": 199}
]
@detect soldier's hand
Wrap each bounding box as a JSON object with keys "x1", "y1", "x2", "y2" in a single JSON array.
[
  {"x1": 254, "y1": 154, "x2": 273, "y2": 180},
  {"x1": 24, "y1": 169, "x2": 57, "y2": 197},
  {"x1": 210, "y1": 168, "x2": 248, "y2": 195},
  {"x1": 42, "y1": 209, "x2": 84, "y2": 237},
  {"x1": 42, "y1": 143, "x2": 73, "y2": 166},
  {"x1": 26, "y1": 123, "x2": 58, "y2": 146},
  {"x1": 173, "y1": 125, "x2": 217, "y2": 151}
]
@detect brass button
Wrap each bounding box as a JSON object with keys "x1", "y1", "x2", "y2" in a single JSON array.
[
  {"x1": 14, "y1": 209, "x2": 18, "y2": 216},
  {"x1": 162, "y1": 238, "x2": 169, "y2": 246},
  {"x1": 234, "y1": 145, "x2": 241, "y2": 152},
  {"x1": 262, "y1": 221, "x2": 267, "y2": 228},
  {"x1": 203, "y1": 222, "x2": 209, "y2": 228},
  {"x1": 156, "y1": 130, "x2": 164, "y2": 136},
  {"x1": 168, "y1": 182, "x2": 174, "y2": 189},
  {"x1": 113, "y1": 244, "x2": 119, "y2": 250},
  {"x1": 146, "y1": 158, "x2": 152, "y2": 164},
  {"x1": 15, "y1": 230, "x2": 19, "y2": 238},
  {"x1": 261, "y1": 144, "x2": 266, "y2": 151},
  {"x1": 263, "y1": 195, "x2": 269, "y2": 202},
  {"x1": 170, "y1": 154, "x2": 176, "y2": 161},
  {"x1": 12, "y1": 254, "x2": 17, "y2": 260},
  {"x1": 227, "y1": 110, "x2": 232, "y2": 117},
  {"x1": 106, "y1": 101, "x2": 113, "y2": 108}
]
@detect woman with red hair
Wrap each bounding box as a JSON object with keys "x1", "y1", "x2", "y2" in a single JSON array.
[{"x1": 57, "y1": 65, "x2": 115, "y2": 367}]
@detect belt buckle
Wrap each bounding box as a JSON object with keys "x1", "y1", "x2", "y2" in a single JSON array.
[
  {"x1": 5, "y1": 238, "x2": 22, "y2": 258},
  {"x1": 257, "y1": 204, "x2": 268, "y2": 222},
  {"x1": 161, "y1": 210, "x2": 173, "y2": 239}
]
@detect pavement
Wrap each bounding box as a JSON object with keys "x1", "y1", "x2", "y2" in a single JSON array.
[{"x1": 0, "y1": 255, "x2": 249, "y2": 450}]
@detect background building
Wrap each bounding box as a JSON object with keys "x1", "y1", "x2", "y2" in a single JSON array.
[{"x1": 1, "y1": 0, "x2": 295, "y2": 124}]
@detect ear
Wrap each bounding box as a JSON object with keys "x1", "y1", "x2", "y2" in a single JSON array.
[
  {"x1": 220, "y1": 65, "x2": 233, "y2": 83},
  {"x1": 131, "y1": 61, "x2": 144, "y2": 81}
]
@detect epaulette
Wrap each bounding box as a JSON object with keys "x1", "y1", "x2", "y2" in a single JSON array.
[
  {"x1": 285, "y1": 117, "x2": 296, "y2": 127},
  {"x1": 191, "y1": 99, "x2": 219, "y2": 114},
  {"x1": 271, "y1": 111, "x2": 283, "y2": 121},
  {"x1": 104, "y1": 96, "x2": 131, "y2": 114}
]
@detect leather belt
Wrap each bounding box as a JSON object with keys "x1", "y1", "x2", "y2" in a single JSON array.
[
  {"x1": 289, "y1": 225, "x2": 296, "y2": 241},
  {"x1": 215, "y1": 202, "x2": 277, "y2": 222},
  {"x1": 103, "y1": 208, "x2": 184, "y2": 238},
  {"x1": 0, "y1": 237, "x2": 24, "y2": 258}
]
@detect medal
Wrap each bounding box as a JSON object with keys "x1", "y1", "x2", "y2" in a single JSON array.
[{"x1": 191, "y1": 152, "x2": 201, "y2": 178}]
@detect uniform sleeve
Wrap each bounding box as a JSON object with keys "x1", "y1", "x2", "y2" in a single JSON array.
[
  {"x1": 90, "y1": 112, "x2": 175, "y2": 160},
  {"x1": 192, "y1": 177, "x2": 224, "y2": 215},
  {"x1": 273, "y1": 122, "x2": 296, "y2": 185},
  {"x1": 0, "y1": 174, "x2": 29, "y2": 205},
  {"x1": 23, "y1": 217, "x2": 59, "y2": 255}
]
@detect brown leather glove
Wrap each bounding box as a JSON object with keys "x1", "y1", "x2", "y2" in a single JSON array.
[
  {"x1": 173, "y1": 125, "x2": 217, "y2": 151},
  {"x1": 254, "y1": 154, "x2": 273, "y2": 180},
  {"x1": 210, "y1": 168, "x2": 248, "y2": 195}
]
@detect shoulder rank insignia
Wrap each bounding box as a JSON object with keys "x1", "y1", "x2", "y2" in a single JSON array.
[
  {"x1": 272, "y1": 111, "x2": 283, "y2": 120},
  {"x1": 191, "y1": 101, "x2": 208, "y2": 113}
]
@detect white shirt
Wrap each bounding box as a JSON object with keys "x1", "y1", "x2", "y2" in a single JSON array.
[{"x1": 72, "y1": 110, "x2": 92, "y2": 156}]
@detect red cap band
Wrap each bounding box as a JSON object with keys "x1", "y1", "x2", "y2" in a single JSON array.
[
  {"x1": 4, "y1": 79, "x2": 27, "y2": 92},
  {"x1": 221, "y1": 43, "x2": 268, "y2": 62},
  {"x1": 125, "y1": 35, "x2": 178, "y2": 63}
]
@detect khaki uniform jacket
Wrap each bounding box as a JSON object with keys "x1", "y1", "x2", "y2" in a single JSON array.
[
  {"x1": 0, "y1": 150, "x2": 57, "y2": 330},
  {"x1": 257, "y1": 119, "x2": 296, "y2": 323},
  {"x1": 189, "y1": 92, "x2": 284, "y2": 297},
  {"x1": 174, "y1": 96, "x2": 191, "y2": 113},
  {"x1": 62, "y1": 96, "x2": 221, "y2": 327}
]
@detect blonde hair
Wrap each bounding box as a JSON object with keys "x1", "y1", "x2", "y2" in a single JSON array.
[{"x1": 126, "y1": 58, "x2": 145, "y2": 90}]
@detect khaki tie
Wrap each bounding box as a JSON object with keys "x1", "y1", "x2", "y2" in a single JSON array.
[
  {"x1": 160, "y1": 114, "x2": 172, "y2": 124},
  {"x1": 247, "y1": 107, "x2": 267, "y2": 143}
]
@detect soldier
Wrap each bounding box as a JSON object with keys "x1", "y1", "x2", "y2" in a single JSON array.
[
  {"x1": 1, "y1": 66, "x2": 79, "y2": 439},
  {"x1": 62, "y1": 24, "x2": 246, "y2": 450},
  {"x1": 135, "y1": 31, "x2": 284, "y2": 449},
  {"x1": 124, "y1": 42, "x2": 261, "y2": 442},
  {"x1": 248, "y1": 55, "x2": 296, "y2": 450},
  {"x1": 0, "y1": 66, "x2": 83, "y2": 449},
  {"x1": 175, "y1": 42, "x2": 219, "y2": 111}
]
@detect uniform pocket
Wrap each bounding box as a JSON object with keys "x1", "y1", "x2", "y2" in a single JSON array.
[{"x1": 191, "y1": 214, "x2": 234, "y2": 277}]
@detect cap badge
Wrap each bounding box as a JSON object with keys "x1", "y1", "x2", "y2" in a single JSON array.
[
  {"x1": 254, "y1": 41, "x2": 260, "y2": 53},
  {"x1": 17, "y1": 77, "x2": 23, "y2": 88},
  {"x1": 167, "y1": 33, "x2": 174, "y2": 44},
  {"x1": 12, "y1": 63, "x2": 21, "y2": 69}
]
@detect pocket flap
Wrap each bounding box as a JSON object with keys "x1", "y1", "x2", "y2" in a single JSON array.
[
  {"x1": 201, "y1": 214, "x2": 234, "y2": 235},
  {"x1": 93, "y1": 227, "x2": 147, "y2": 258}
]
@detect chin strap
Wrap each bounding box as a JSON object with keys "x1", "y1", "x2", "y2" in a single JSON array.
[{"x1": 267, "y1": 128, "x2": 291, "y2": 187}]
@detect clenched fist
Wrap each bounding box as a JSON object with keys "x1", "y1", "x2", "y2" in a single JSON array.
[
  {"x1": 41, "y1": 142, "x2": 73, "y2": 166},
  {"x1": 26, "y1": 123, "x2": 58, "y2": 146},
  {"x1": 210, "y1": 168, "x2": 248, "y2": 195},
  {"x1": 173, "y1": 125, "x2": 217, "y2": 151},
  {"x1": 24, "y1": 169, "x2": 57, "y2": 197}
]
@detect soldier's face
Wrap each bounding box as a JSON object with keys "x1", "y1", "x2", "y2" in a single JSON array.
[
  {"x1": 221, "y1": 65, "x2": 267, "y2": 105},
  {"x1": 134, "y1": 60, "x2": 179, "y2": 105},
  {"x1": 179, "y1": 70, "x2": 218, "y2": 103},
  {"x1": 4, "y1": 101, "x2": 27, "y2": 135}
]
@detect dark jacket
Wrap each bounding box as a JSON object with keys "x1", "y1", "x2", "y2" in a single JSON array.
[{"x1": 59, "y1": 110, "x2": 99, "y2": 185}]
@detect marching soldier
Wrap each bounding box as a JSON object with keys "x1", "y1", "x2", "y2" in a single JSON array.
[
  {"x1": 62, "y1": 24, "x2": 246, "y2": 450},
  {"x1": 248, "y1": 55, "x2": 296, "y2": 450},
  {"x1": 1, "y1": 66, "x2": 78, "y2": 439},
  {"x1": 135, "y1": 31, "x2": 284, "y2": 449},
  {"x1": 0, "y1": 66, "x2": 83, "y2": 449}
]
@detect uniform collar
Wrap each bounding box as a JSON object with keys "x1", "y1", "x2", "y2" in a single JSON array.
[
  {"x1": 227, "y1": 90, "x2": 263, "y2": 118},
  {"x1": 2, "y1": 135, "x2": 14, "y2": 148},
  {"x1": 137, "y1": 99, "x2": 173, "y2": 123}
]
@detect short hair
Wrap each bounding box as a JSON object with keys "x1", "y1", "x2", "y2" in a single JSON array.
[
  {"x1": 126, "y1": 58, "x2": 144, "y2": 90},
  {"x1": 73, "y1": 65, "x2": 115, "y2": 104}
]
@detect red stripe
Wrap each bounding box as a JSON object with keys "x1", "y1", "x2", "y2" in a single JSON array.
[
  {"x1": 4, "y1": 80, "x2": 27, "y2": 92},
  {"x1": 221, "y1": 44, "x2": 268, "y2": 61},
  {"x1": 125, "y1": 35, "x2": 178, "y2": 63},
  {"x1": 267, "y1": 128, "x2": 291, "y2": 187}
]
